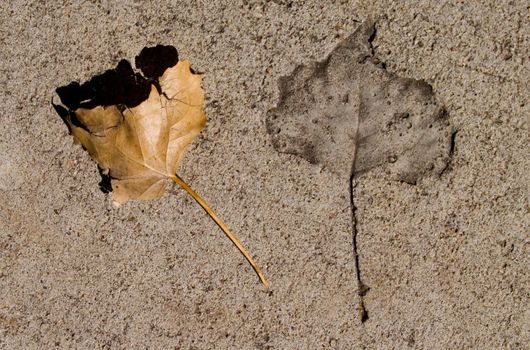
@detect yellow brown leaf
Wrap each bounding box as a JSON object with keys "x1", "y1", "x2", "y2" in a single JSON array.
[{"x1": 54, "y1": 52, "x2": 267, "y2": 287}]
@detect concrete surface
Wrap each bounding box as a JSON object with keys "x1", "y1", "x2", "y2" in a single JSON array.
[{"x1": 0, "y1": 1, "x2": 528, "y2": 349}]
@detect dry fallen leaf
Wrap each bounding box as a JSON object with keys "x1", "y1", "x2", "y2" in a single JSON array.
[{"x1": 53, "y1": 45, "x2": 268, "y2": 287}]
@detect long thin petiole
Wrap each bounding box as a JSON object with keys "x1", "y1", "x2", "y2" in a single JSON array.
[{"x1": 171, "y1": 174, "x2": 269, "y2": 288}]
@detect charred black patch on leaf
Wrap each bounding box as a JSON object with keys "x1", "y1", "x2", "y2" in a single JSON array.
[
  {"x1": 135, "y1": 44, "x2": 179, "y2": 80},
  {"x1": 55, "y1": 45, "x2": 180, "y2": 113},
  {"x1": 97, "y1": 166, "x2": 113, "y2": 193},
  {"x1": 56, "y1": 60, "x2": 151, "y2": 110}
]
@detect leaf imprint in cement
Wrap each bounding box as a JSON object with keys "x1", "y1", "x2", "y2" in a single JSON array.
[
  {"x1": 266, "y1": 20, "x2": 453, "y2": 322},
  {"x1": 266, "y1": 20, "x2": 453, "y2": 183}
]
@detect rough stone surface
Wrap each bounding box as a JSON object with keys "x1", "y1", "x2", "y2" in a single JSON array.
[{"x1": 0, "y1": 1, "x2": 528, "y2": 349}]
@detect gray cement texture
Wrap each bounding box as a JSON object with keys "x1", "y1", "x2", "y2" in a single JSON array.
[{"x1": 0, "y1": 1, "x2": 528, "y2": 349}]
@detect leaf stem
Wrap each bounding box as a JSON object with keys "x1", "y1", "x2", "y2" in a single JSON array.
[{"x1": 171, "y1": 174, "x2": 269, "y2": 288}]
